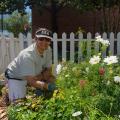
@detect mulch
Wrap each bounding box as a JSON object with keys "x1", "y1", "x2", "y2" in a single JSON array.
[
  {"x1": 0, "y1": 96, "x2": 8, "y2": 120},
  {"x1": 0, "y1": 94, "x2": 8, "y2": 120},
  {"x1": 0, "y1": 107, "x2": 8, "y2": 120},
  {"x1": 0, "y1": 74, "x2": 8, "y2": 120}
]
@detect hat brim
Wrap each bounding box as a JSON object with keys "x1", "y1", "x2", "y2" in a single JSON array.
[{"x1": 36, "y1": 35, "x2": 52, "y2": 40}]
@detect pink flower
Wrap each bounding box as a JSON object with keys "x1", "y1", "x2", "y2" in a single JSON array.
[
  {"x1": 99, "y1": 68, "x2": 105, "y2": 76},
  {"x1": 79, "y1": 80, "x2": 87, "y2": 88}
]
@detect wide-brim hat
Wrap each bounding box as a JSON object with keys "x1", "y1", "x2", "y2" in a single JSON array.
[{"x1": 35, "y1": 28, "x2": 53, "y2": 40}]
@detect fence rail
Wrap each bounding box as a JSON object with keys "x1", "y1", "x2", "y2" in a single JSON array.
[{"x1": 0, "y1": 32, "x2": 120, "y2": 74}]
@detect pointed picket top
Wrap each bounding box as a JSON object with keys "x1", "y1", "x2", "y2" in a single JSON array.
[
  {"x1": 109, "y1": 32, "x2": 114, "y2": 42},
  {"x1": 53, "y1": 33, "x2": 58, "y2": 40},
  {"x1": 110, "y1": 32, "x2": 114, "y2": 35},
  {"x1": 19, "y1": 33, "x2": 23, "y2": 38},
  {"x1": 9, "y1": 33, "x2": 14, "y2": 43},
  {"x1": 87, "y1": 32, "x2": 92, "y2": 39},
  {"x1": 9, "y1": 33, "x2": 14, "y2": 39},
  {"x1": 109, "y1": 32, "x2": 115, "y2": 42},
  {"x1": 110, "y1": 32, "x2": 114, "y2": 40},
  {"x1": 70, "y1": 32, "x2": 75, "y2": 39},
  {"x1": 102, "y1": 32, "x2": 107, "y2": 39},
  {"x1": 62, "y1": 32, "x2": 67, "y2": 39},
  {"x1": 78, "y1": 32, "x2": 83, "y2": 39},
  {"x1": 117, "y1": 32, "x2": 120, "y2": 37}
]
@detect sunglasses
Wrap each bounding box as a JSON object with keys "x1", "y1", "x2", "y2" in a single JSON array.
[{"x1": 37, "y1": 37, "x2": 51, "y2": 42}]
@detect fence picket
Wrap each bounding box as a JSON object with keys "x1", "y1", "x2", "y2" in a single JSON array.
[
  {"x1": 87, "y1": 32, "x2": 92, "y2": 58},
  {"x1": 9, "y1": 33, "x2": 15, "y2": 61},
  {"x1": 117, "y1": 32, "x2": 120, "y2": 56},
  {"x1": 78, "y1": 32, "x2": 83, "y2": 62},
  {"x1": 109, "y1": 32, "x2": 114, "y2": 55},
  {"x1": 102, "y1": 32, "x2": 107, "y2": 57},
  {"x1": 0, "y1": 35, "x2": 6, "y2": 72},
  {"x1": 62, "y1": 33, "x2": 67, "y2": 61},
  {"x1": 19, "y1": 33, "x2": 24, "y2": 51},
  {"x1": 53, "y1": 33, "x2": 58, "y2": 74},
  {"x1": 27, "y1": 33, "x2": 32, "y2": 46},
  {"x1": 70, "y1": 32, "x2": 75, "y2": 62},
  {"x1": 95, "y1": 33, "x2": 100, "y2": 54}
]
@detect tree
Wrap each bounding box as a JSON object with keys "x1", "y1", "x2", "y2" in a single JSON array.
[
  {"x1": 1, "y1": 0, "x2": 68, "y2": 33},
  {"x1": 25, "y1": 0, "x2": 67, "y2": 33},
  {"x1": 0, "y1": 0, "x2": 27, "y2": 32},
  {"x1": 0, "y1": 0, "x2": 26, "y2": 14},
  {"x1": 64, "y1": 0, "x2": 120, "y2": 34},
  {"x1": 4, "y1": 11, "x2": 30, "y2": 37}
]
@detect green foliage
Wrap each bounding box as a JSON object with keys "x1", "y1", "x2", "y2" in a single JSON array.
[
  {"x1": 7, "y1": 37, "x2": 120, "y2": 119},
  {"x1": 4, "y1": 11, "x2": 30, "y2": 37},
  {"x1": 0, "y1": 0, "x2": 26, "y2": 14},
  {"x1": 8, "y1": 60, "x2": 120, "y2": 119}
]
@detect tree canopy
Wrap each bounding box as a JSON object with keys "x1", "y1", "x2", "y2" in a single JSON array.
[
  {"x1": 1, "y1": 0, "x2": 120, "y2": 33},
  {"x1": 0, "y1": 0, "x2": 26, "y2": 14},
  {"x1": 4, "y1": 11, "x2": 30, "y2": 37}
]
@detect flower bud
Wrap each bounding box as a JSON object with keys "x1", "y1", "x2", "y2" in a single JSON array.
[{"x1": 99, "y1": 67, "x2": 105, "y2": 76}]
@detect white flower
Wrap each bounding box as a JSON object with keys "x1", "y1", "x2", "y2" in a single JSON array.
[
  {"x1": 96, "y1": 35, "x2": 103, "y2": 42},
  {"x1": 72, "y1": 111, "x2": 82, "y2": 117},
  {"x1": 96, "y1": 35, "x2": 110, "y2": 46},
  {"x1": 56, "y1": 64, "x2": 62, "y2": 74},
  {"x1": 101, "y1": 39, "x2": 110, "y2": 46},
  {"x1": 103, "y1": 56, "x2": 118, "y2": 65},
  {"x1": 114, "y1": 76, "x2": 120, "y2": 83},
  {"x1": 89, "y1": 55, "x2": 101, "y2": 65},
  {"x1": 95, "y1": 35, "x2": 101, "y2": 39}
]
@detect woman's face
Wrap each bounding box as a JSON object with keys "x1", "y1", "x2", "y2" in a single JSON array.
[{"x1": 36, "y1": 37, "x2": 51, "y2": 54}]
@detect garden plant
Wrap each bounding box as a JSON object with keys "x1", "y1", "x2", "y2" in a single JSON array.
[{"x1": 8, "y1": 36, "x2": 120, "y2": 120}]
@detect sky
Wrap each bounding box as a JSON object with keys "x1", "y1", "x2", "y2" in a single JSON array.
[
  {"x1": 26, "y1": 6, "x2": 32, "y2": 22},
  {"x1": 26, "y1": 6, "x2": 31, "y2": 13}
]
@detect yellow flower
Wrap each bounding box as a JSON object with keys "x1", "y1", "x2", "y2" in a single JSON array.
[{"x1": 31, "y1": 103, "x2": 36, "y2": 109}]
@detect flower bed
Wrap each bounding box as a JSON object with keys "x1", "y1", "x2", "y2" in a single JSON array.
[{"x1": 8, "y1": 36, "x2": 120, "y2": 120}]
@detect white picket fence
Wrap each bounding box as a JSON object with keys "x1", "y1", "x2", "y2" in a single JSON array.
[{"x1": 0, "y1": 32, "x2": 120, "y2": 74}]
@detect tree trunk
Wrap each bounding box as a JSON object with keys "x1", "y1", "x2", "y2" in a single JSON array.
[{"x1": 51, "y1": 0, "x2": 58, "y2": 33}]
